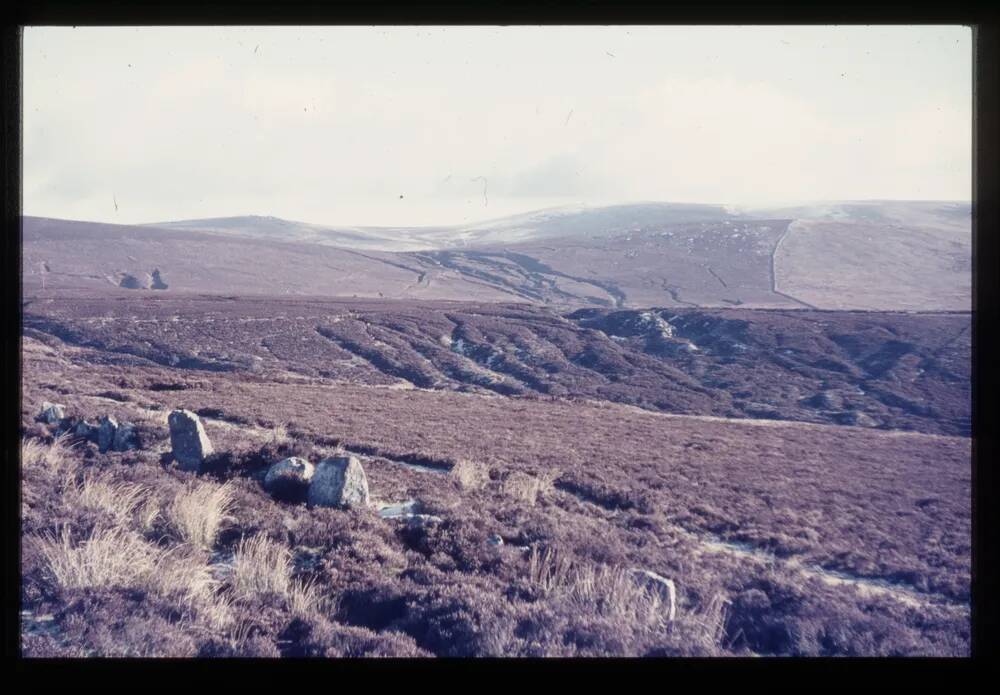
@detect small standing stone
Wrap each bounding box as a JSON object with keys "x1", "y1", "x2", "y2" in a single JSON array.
[
  {"x1": 307, "y1": 455, "x2": 370, "y2": 508},
  {"x1": 97, "y1": 415, "x2": 119, "y2": 453},
  {"x1": 264, "y1": 457, "x2": 315, "y2": 501},
  {"x1": 37, "y1": 402, "x2": 66, "y2": 425},
  {"x1": 487, "y1": 534, "x2": 504, "y2": 547},
  {"x1": 406, "y1": 514, "x2": 443, "y2": 529},
  {"x1": 629, "y1": 569, "x2": 677, "y2": 622},
  {"x1": 112, "y1": 421, "x2": 138, "y2": 452},
  {"x1": 74, "y1": 420, "x2": 98, "y2": 442},
  {"x1": 168, "y1": 409, "x2": 214, "y2": 471}
]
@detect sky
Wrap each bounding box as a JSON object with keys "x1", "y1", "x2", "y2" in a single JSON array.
[{"x1": 23, "y1": 25, "x2": 972, "y2": 227}]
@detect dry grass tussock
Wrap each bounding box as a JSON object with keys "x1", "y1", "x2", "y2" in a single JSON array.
[
  {"x1": 69, "y1": 475, "x2": 149, "y2": 525},
  {"x1": 231, "y1": 534, "x2": 291, "y2": 598},
  {"x1": 34, "y1": 526, "x2": 232, "y2": 627},
  {"x1": 527, "y1": 546, "x2": 665, "y2": 626},
  {"x1": 527, "y1": 546, "x2": 729, "y2": 649},
  {"x1": 166, "y1": 481, "x2": 236, "y2": 549},
  {"x1": 501, "y1": 469, "x2": 560, "y2": 506},
  {"x1": 230, "y1": 534, "x2": 326, "y2": 616},
  {"x1": 37, "y1": 526, "x2": 163, "y2": 591},
  {"x1": 21, "y1": 434, "x2": 79, "y2": 482},
  {"x1": 678, "y1": 592, "x2": 732, "y2": 651},
  {"x1": 450, "y1": 458, "x2": 490, "y2": 491},
  {"x1": 269, "y1": 423, "x2": 292, "y2": 446}
]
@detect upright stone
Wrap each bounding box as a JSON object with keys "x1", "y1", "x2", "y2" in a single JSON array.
[
  {"x1": 97, "y1": 415, "x2": 119, "y2": 453},
  {"x1": 629, "y1": 569, "x2": 677, "y2": 622},
  {"x1": 37, "y1": 401, "x2": 66, "y2": 425},
  {"x1": 112, "y1": 421, "x2": 138, "y2": 451},
  {"x1": 168, "y1": 409, "x2": 214, "y2": 471},
  {"x1": 74, "y1": 420, "x2": 99, "y2": 442},
  {"x1": 307, "y1": 455, "x2": 370, "y2": 508},
  {"x1": 150, "y1": 269, "x2": 169, "y2": 290}
]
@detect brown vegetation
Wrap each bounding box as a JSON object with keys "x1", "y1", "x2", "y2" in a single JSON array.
[{"x1": 19, "y1": 293, "x2": 971, "y2": 657}]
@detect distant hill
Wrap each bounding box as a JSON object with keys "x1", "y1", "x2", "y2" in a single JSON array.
[
  {"x1": 143, "y1": 202, "x2": 740, "y2": 252},
  {"x1": 24, "y1": 200, "x2": 971, "y2": 311}
]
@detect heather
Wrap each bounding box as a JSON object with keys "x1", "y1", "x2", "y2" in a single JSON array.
[{"x1": 20, "y1": 317, "x2": 970, "y2": 657}]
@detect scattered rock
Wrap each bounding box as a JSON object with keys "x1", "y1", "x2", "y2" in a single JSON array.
[
  {"x1": 36, "y1": 401, "x2": 65, "y2": 425},
  {"x1": 264, "y1": 457, "x2": 315, "y2": 501},
  {"x1": 406, "y1": 514, "x2": 443, "y2": 529},
  {"x1": 376, "y1": 499, "x2": 421, "y2": 519},
  {"x1": 74, "y1": 420, "x2": 98, "y2": 441},
  {"x1": 112, "y1": 421, "x2": 138, "y2": 452},
  {"x1": 804, "y1": 390, "x2": 844, "y2": 410},
  {"x1": 628, "y1": 569, "x2": 677, "y2": 621},
  {"x1": 150, "y1": 268, "x2": 169, "y2": 290},
  {"x1": 837, "y1": 410, "x2": 879, "y2": 428},
  {"x1": 742, "y1": 401, "x2": 780, "y2": 418},
  {"x1": 97, "y1": 415, "x2": 118, "y2": 453},
  {"x1": 118, "y1": 273, "x2": 148, "y2": 290},
  {"x1": 168, "y1": 409, "x2": 214, "y2": 471},
  {"x1": 307, "y1": 454, "x2": 370, "y2": 508}
]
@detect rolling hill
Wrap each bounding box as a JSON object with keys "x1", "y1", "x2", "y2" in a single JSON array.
[{"x1": 22, "y1": 200, "x2": 971, "y2": 311}]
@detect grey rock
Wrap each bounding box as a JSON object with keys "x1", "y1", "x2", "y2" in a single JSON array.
[
  {"x1": 150, "y1": 268, "x2": 169, "y2": 290},
  {"x1": 836, "y1": 410, "x2": 879, "y2": 428},
  {"x1": 112, "y1": 421, "x2": 138, "y2": 451},
  {"x1": 97, "y1": 416, "x2": 119, "y2": 453},
  {"x1": 629, "y1": 569, "x2": 677, "y2": 621},
  {"x1": 168, "y1": 409, "x2": 214, "y2": 471},
  {"x1": 118, "y1": 273, "x2": 148, "y2": 289},
  {"x1": 851, "y1": 411, "x2": 879, "y2": 427},
  {"x1": 307, "y1": 455, "x2": 370, "y2": 508},
  {"x1": 743, "y1": 401, "x2": 780, "y2": 418},
  {"x1": 37, "y1": 401, "x2": 65, "y2": 425},
  {"x1": 405, "y1": 514, "x2": 443, "y2": 529},
  {"x1": 814, "y1": 391, "x2": 844, "y2": 410},
  {"x1": 74, "y1": 420, "x2": 99, "y2": 441},
  {"x1": 264, "y1": 457, "x2": 315, "y2": 500},
  {"x1": 376, "y1": 499, "x2": 421, "y2": 519}
]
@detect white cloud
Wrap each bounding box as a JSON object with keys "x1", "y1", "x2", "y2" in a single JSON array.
[{"x1": 23, "y1": 25, "x2": 972, "y2": 226}]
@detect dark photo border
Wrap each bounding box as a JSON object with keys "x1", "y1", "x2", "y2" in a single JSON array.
[{"x1": 3, "y1": 0, "x2": 996, "y2": 683}]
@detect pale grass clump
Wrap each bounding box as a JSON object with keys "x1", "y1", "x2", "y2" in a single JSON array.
[
  {"x1": 166, "y1": 481, "x2": 236, "y2": 549},
  {"x1": 36, "y1": 526, "x2": 162, "y2": 591},
  {"x1": 566, "y1": 564, "x2": 665, "y2": 628},
  {"x1": 21, "y1": 434, "x2": 79, "y2": 481},
  {"x1": 527, "y1": 546, "x2": 732, "y2": 653},
  {"x1": 675, "y1": 593, "x2": 731, "y2": 652},
  {"x1": 528, "y1": 546, "x2": 669, "y2": 628},
  {"x1": 35, "y1": 525, "x2": 236, "y2": 633},
  {"x1": 137, "y1": 497, "x2": 161, "y2": 534},
  {"x1": 231, "y1": 534, "x2": 291, "y2": 599},
  {"x1": 285, "y1": 577, "x2": 325, "y2": 617},
  {"x1": 527, "y1": 545, "x2": 575, "y2": 594},
  {"x1": 230, "y1": 534, "x2": 326, "y2": 615},
  {"x1": 70, "y1": 475, "x2": 149, "y2": 525},
  {"x1": 451, "y1": 459, "x2": 490, "y2": 491},
  {"x1": 153, "y1": 544, "x2": 222, "y2": 609},
  {"x1": 501, "y1": 469, "x2": 559, "y2": 507},
  {"x1": 270, "y1": 423, "x2": 292, "y2": 446}
]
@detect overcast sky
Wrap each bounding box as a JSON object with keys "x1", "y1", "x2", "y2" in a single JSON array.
[{"x1": 24, "y1": 25, "x2": 971, "y2": 227}]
